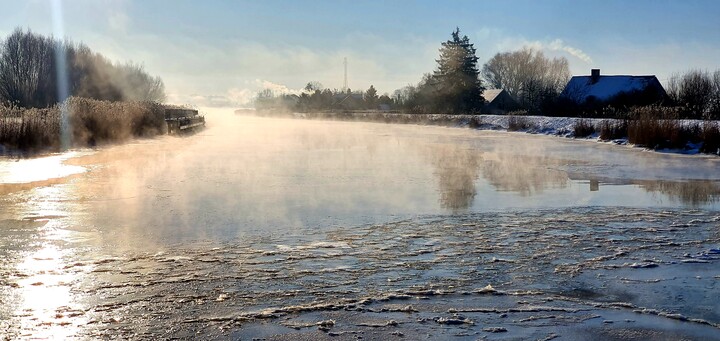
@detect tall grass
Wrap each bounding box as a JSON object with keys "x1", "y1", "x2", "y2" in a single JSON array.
[
  {"x1": 0, "y1": 97, "x2": 165, "y2": 153},
  {"x1": 626, "y1": 107, "x2": 691, "y2": 149},
  {"x1": 507, "y1": 111, "x2": 534, "y2": 131},
  {"x1": 700, "y1": 121, "x2": 720, "y2": 154},
  {"x1": 598, "y1": 119, "x2": 628, "y2": 140},
  {"x1": 621, "y1": 106, "x2": 720, "y2": 152},
  {"x1": 572, "y1": 118, "x2": 595, "y2": 137},
  {"x1": 468, "y1": 116, "x2": 483, "y2": 128},
  {"x1": 0, "y1": 106, "x2": 60, "y2": 151}
]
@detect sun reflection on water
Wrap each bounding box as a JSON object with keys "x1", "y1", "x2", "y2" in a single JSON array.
[
  {"x1": 0, "y1": 153, "x2": 86, "y2": 184},
  {"x1": 6, "y1": 181, "x2": 90, "y2": 339},
  {"x1": 16, "y1": 243, "x2": 80, "y2": 339}
]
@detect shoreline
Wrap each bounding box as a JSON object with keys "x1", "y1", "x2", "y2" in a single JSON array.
[{"x1": 245, "y1": 110, "x2": 720, "y2": 157}]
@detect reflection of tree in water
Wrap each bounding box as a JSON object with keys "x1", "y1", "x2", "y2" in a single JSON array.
[
  {"x1": 421, "y1": 145, "x2": 572, "y2": 210},
  {"x1": 639, "y1": 180, "x2": 720, "y2": 206},
  {"x1": 422, "y1": 144, "x2": 482, "y2": 211},
  {"x1": 480, "y1": 154, "x2": 568, "y2": 196}
]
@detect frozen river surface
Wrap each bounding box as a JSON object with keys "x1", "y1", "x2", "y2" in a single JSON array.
[{"x1": 1, "y1": 111, "x2": 719, "y2": 340}]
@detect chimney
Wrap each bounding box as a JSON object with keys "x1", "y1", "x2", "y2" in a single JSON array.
[{"x1": 591, "y1": 69, "x2": 600, "y2": 84}]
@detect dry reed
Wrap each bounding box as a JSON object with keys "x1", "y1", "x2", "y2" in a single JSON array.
[{"x1": 0, "y1": 97, "x2": 165, "y2": 153}]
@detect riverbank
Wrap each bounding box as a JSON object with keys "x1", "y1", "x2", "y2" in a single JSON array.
[
  {"x1": 0, "y1": 97, "x2": 166, "y2": 155},
  {"x1": 247, "y1": 110, "x2": 720, "y2": 156}
]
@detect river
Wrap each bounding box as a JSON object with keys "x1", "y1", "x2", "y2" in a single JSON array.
[{"x1": 1, "y1": 110, "x2": 719, "y2": 340}]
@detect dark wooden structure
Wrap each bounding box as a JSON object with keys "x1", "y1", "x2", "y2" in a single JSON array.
[
  {"x1": 164, "y1": 107, "x2": 205, "y2": 134},
  {"x1": 482, "y1": 89, "x2": 520, "y2": 115}
]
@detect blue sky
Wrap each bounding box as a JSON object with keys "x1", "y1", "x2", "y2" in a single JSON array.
[{"x1": 1, "y1": 0, "x2": 719, "y2": 107}]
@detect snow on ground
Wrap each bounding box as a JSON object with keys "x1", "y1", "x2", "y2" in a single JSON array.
[
  {"x1": 477, "y1": 114, "x2": 720, "y2": 156},
  {"x1": 262, "y1": 111, "x2": 720, "y2": 157}
]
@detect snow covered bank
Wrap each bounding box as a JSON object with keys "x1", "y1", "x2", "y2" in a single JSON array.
[{"x1": 251, "y1": 111, "x2": 720, "y2": 156}]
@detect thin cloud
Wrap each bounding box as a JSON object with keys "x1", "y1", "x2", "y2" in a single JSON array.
[
  {"x1": 473, "y1": 27, "x2": 593, "y2": 64},
  {"x1": 168, "y1": 80, "x2": 305, "y2": 108},
  {"x1": 546, "y1": 39, "x2": 593, "y2": 64}
]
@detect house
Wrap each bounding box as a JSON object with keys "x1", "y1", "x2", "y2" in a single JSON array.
[
  {"x1": 332, "y1": 92, "x2": 365, "y2": 110},
  {"x1": 482, "y1": 89, "x2": 519, "y2": 114},
  {"x1": 560, "y1": 69, "x2": 667, "y2": 107}
]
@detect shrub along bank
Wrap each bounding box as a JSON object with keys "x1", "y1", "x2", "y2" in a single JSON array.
[{"x1": 0, "y1": 97, "x2": 165, "y2": 153}]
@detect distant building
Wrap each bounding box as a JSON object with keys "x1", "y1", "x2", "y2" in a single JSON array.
[
  {"x1": 332, "y1": 92, "x2": 364, "y2": 110},
  {"x1": 481, "y1": 89, "x2": 519, "y2": 115},
  {"x1": 560, "y1": 69, "x2": 668, "y2": 107}
]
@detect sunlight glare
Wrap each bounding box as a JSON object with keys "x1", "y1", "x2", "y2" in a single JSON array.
[
  {"x1": 16, "y1": 242, "x2": 83, "y2": 339},
  {"x1": 0, "y1": 153, "x2": 85, "y2": 184}
]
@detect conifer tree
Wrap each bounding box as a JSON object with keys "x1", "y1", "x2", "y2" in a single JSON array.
[{"x1": 430, "y1": 28, "x2": 485, "y2": 113}]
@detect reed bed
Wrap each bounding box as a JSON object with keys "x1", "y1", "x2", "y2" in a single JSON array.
[
  {"x1": 626, "y1": 106, "x2": 702, "y2": 150},
  {"x1": 699, "y1": 120, "x2": 720, "y2": 154},
  {"x1": 598, "y1": 119, "x2": 628, "y2": 140},
  {"x1": 0, "y1": 97, "x2": 165, "y2": 153}
]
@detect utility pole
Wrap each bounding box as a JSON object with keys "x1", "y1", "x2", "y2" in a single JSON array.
[{"x1": 343, "y1": 57, "x2": 348, "y2": 92}]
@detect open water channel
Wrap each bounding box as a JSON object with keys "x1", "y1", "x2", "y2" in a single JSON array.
[{"x1": 1, "y1": 111, "x2": 719, "y2": 340}]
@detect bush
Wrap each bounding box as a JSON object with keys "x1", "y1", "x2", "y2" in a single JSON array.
[
  {"x1": 468, "y1": 116, "x2": 483, "y2": 128},
  {"x1": 507, "y1": 111, "x2": 533, "y2": 131},
  {"x1": 573, "y1": 118, "x2": 595, "y2": 137}
]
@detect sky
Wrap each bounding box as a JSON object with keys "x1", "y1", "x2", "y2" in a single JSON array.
[{"x1": 1, "y1": 0, "x2": 719, "y2": 107}]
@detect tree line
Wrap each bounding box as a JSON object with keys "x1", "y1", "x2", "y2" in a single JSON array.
[
  {"x1": 258, "y1": 28, "x2": 720, "y2": 120},
  {"x1": 255, "y1": 83, "x2": 394, "y2": 112},
  {"x1": 257, "y1": 28, "x2": 571, "y2": 116},
  {"x1": 0, "y1": 28, "x2": 165, "y2": 108}
]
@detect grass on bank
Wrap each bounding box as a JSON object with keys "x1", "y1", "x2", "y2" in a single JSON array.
[
  {"x1": 0, "y1": 97, "x2": 165, "y2": 153},
  {"x1": 507, "y1": 111, "x2": 535, "y2": 131},
  {"x1": 571, "y1": 106, "x2": 720, "y2": 154},
  {"x1": 573, "y1": 118, "x2": 596, "y2": 138}
]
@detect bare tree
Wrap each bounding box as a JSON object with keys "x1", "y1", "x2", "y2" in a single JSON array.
[
  {"x1": 0, "y1": 29, "x2": 57, "y2": 107},
  {"x1": 0, "y1": 28, "x2": 166, "y2": 107},
  {"x1": 666, "y1": 72, "x2": 680, "y2": 104},
  {"x1": 710, "y1": 70, "x2": 720, "y2": 119},
  {"x1": 667, "y1": 69, "x2": 715, "y2": 119},
  {"x1": 482, "y1": 48, "x2": 570, "y2": 113},
  {"x1": 115, "y1": 63, "x2": 166, "y2": 102}
]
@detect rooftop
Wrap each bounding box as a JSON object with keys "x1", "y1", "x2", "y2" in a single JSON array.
[
  {"x1": 482, "y1": 89, "x2": 504, "y2": 103},
  {"x1": 561, "y1": 70, "x2": 662, "y2": 102}
]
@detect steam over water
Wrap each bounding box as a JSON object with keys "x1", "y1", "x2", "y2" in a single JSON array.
[{"x1": 1, "y1": 110, "x2": 720, "y2": 339}]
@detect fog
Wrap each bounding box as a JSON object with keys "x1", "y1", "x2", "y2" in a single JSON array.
[{"x1": 3, "y1": 110, "x2": 718, "y2": 248}]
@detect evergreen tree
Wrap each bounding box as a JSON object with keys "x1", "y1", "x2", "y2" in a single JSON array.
[
  {"x1": 430, "y1": 28, "x2": 484, "y2": 114},
  {"x1": 364, "y1": 84, "x2": 378, "y2": 109}
]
